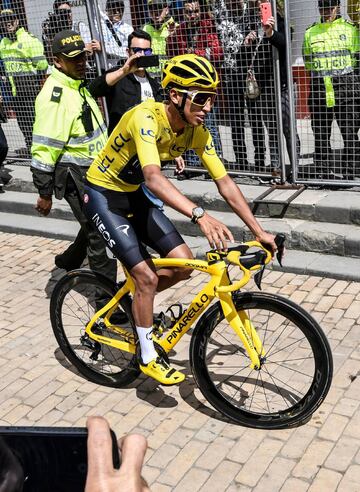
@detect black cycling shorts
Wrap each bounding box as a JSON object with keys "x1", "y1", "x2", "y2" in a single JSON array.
[{"x1": 83, "y1": 183, "x2": 185, "y2": 270}]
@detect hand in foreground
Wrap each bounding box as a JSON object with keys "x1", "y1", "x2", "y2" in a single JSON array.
[
  {"x1": 197, "y1": 214, "x2": 234, "y2": 251},
  {"x1": 85, "y1": 416, "x2": 149, "y2": 492},
  {"x1": 35, "y1": 195, "x2": 52, "y2": 216}
]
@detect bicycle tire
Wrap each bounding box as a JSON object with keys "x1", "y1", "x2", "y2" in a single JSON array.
[
  {"x1": 190, "y1": 291, "x2": 333, "y2": 429},
  {"x1": 50, "y1": 269, "x2": 140, "y2": 387}
]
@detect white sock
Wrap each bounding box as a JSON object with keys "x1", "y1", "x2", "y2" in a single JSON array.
[{"x1": 136, "y1": 326, "x2": 158, "y2": 364}]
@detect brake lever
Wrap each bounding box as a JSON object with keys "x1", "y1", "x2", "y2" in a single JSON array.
[
  {"x1": 275, "y1": 233, "x2": 286, "y2": 267},
  {"x1": 254, "y1": 265, "x2": 265, "y2": 290}
]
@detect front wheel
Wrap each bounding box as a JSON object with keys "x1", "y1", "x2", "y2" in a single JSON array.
[
  {"x1": 50, "y1": 269, "x2": 140, "y2": 387},
  {"x1": 190, "y1": 292, "x2": 333, "y2": 429}
]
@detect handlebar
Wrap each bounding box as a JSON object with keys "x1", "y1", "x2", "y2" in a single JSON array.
[{"x1": 214, "y1": 234, "x2": 286, "y2": 294}]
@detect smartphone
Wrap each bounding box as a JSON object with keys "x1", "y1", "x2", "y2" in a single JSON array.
[
  {"x1": 136, "y1": 54, "x2": 159, "y2": 68},
  {"x1": 260, "y1": 2, "x2": 272, "y2": 25},
  {"x1": 0, "y1": 426, "x2": 120, "y2": 492}
]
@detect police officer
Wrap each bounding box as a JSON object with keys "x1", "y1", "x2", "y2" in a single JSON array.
[
  {"x1": 31, "y1": 30, "x2": 116, "y2": 280},
  {"x1": 0, "y1": 9, "x2": 48, "y2": 157},
  {"x1": 303, "y1": 0, "x2": 360, "y2": 179}
]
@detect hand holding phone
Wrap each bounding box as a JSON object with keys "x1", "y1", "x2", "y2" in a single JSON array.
[
  {"x1": 260, "y1": 2, "x2": 272, "y2": 26},
  {"x1": 85, "y1": 417, "x2": 148, "y2": 492},
  {"x1": 135, "y1": 54, "x2": 159, "y2": 68},
  {"x1": 0, "y1": 425, "x2": 120, "y2": 492}
]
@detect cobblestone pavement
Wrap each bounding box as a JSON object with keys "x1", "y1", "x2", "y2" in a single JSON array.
[{"x1": 1, "y1": 232, "x2": 360, "y2": 491}]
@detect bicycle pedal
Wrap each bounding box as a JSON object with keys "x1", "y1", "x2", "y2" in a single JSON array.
[{"x1": 154, "y1": 342, "x2": 170, "y2": 364}]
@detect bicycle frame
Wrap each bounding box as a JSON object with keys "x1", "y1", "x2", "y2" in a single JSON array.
[{"x1": 85, "y1": 250, "x2": 269, "y2": 370}]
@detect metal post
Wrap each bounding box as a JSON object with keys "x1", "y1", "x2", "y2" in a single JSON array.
[
  {"x1": 271, "y1": 0, "x2": 286, "y2": 184},
  {"x1": 85, "y1": 0, "x2": 109, "y2": 124},
  {"x1": 283, "y1": 0, "x2": 298, "y2": 181}
]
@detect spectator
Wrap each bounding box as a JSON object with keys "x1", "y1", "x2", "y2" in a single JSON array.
[
  {"x1": 348, "y1": 0, "x2": 360, "y2": 24},
  {"x1": 42, "y1": 1, "x2": 101, "y2": 67},
  {"x1": 0, "y1": 9, "x2": 47, "y2": 158},
  {"x1": 143, "y1": 0, "x2": 177, "y2": 80},
  {"x1": 259, "y1": 0, "x2": 300, "y2": 180},
  {"x1": 167, "y1": 0, "x2": 222, "y2": 65},
  {"x1": 212, "y1": 0, "x2": 250, "y2": 169},
  {"x1": 99, "y1": 0, "x2": 133, "y2": 67},
  {"x1": 31, "y1": 29, "x2": 116, "y2": 277},
  {"x1": 166, "y1": 0, "x2": 223, "y2": 177},
  {"x1": 243, "y1": 0, "x2": 296, "y2": 177},
  {"x1": 89, "y1": 29, "x2": 163, "y2": 134},
  {"x1": 303, "y1": 0, "x2": 360, "y2": 179}
]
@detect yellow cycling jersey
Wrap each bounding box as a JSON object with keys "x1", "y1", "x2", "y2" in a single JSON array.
[{"x1": 86, "y1": 100, "x2": 227, "y2": 192}]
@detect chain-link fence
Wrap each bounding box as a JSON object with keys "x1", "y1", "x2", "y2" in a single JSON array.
[{"x1": 1, "y1": 0, "x2": 359, "y2": 187}]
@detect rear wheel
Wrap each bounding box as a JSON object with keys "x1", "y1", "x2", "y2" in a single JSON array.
[
  {"x1": 190, "y1": 292, "x2": 333, "y2": 429},
  {"x1": 50, "y1": 269, "x2": 140, "y2": 387}
]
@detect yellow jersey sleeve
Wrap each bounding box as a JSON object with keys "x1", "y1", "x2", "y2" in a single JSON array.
[
  {"x1": 192, "y1": 125, "x2": 227, "y2": 180},
  {"x1": 128, "y1": 107, "x2": 161, "y2": 168}
]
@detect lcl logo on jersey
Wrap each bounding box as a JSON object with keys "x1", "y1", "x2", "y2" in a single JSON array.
[
  {"x1": 140, "y1": 128, "x2": 156, "y2": 144},
  {"x1": 169, "y1": 143, "x2": 186, "y2": 156},
  {"x1": 204, "y1": 140, "x2": 216, "y2": 155}
]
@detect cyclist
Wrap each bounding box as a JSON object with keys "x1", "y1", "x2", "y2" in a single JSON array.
[{"x1": 83, "y1": 54, "x2": 276, "y2": 385}]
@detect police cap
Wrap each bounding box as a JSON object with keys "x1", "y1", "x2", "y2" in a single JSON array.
[
  {"x1": 52, "y1": 29, "x2": 89, "y2": 58},
  {"x1": 0, "y1": 9, "x2": 18, "y2": 22},
  {"x1": 318, "y1": 0, "x2": 340, "y2": 8}
]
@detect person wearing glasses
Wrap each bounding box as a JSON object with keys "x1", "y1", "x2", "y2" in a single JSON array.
[
  {"x1": 89, "y1": 29, "x2": 163, "y2": 134},
  {"x1": 83, "y1": 54, "x2": 276, "y2": 385}
]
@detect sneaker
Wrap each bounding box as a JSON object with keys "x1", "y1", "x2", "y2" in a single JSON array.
[{"x1": 139, "y1": 356, "x2": 185, "y2": 385}]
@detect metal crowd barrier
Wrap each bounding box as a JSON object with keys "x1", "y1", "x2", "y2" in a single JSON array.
[{"x1": 1, "y1": 0, "x2": 359, "y2": 188}]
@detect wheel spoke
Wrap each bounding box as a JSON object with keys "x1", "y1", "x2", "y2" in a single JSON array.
[
  {"x1": 51, "y1": 273, "x2": 137, "y2": 386},
  {"x1": 196, "y1": 296, "x2": 331, "y2": 427}
]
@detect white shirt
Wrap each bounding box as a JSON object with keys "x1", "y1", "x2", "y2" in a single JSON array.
[
  {"x1": 99, "y1": 11, "x2": 133, "y2": 64},
  {"x1": 134, "y1": 74, "x2": 154, "y2": 102}
]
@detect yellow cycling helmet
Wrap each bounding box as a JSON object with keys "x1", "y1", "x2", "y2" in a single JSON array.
[{"x1": 162, "y1": 54, "x2": 219, "y2": 90}]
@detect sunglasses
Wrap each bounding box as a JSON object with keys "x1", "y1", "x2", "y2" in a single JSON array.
[
  {"x1": 131, "y1": 47, "x2": 153, "y2": 55},
  {"x1": 176, "y1": 89, "x2": 217, "y2": 107}
]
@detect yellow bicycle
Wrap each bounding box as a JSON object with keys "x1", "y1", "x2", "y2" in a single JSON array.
[{"x1": 50, "y1": 235, "x2": 333, "y2": 429}]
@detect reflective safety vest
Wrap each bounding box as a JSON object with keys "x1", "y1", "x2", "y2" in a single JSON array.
[
  {"x1": 303, "y1": 17, "x2": 360, "y2": 107},
  {"x1": 143, "y1": 18, "x2": 177, "y2": 77},
  {"x1": 0, "y1": 27, "x2": 48, "y2": 96},
  {"x1": 31, "y1": 67, "x2": 107, "y2": 175}
]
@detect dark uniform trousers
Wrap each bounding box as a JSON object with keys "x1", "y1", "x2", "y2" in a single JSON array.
[
  {"x1": 61, "y1": 170, "x2": 116, "y2": 283},
  {"x1": 13, "y1": 75, "x2": 40, "y2": 150},
  {"x1": 309, "y1": 74, "x2": 360, "y2": 177}
]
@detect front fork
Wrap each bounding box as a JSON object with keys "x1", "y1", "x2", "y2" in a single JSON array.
[{"x1": 218, "y1": 292, "x2": 265, "y2": 369}]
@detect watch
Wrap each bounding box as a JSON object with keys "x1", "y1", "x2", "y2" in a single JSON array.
[{"x1": 191, "y1": 206, "x2": 205, "y2": 224}]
